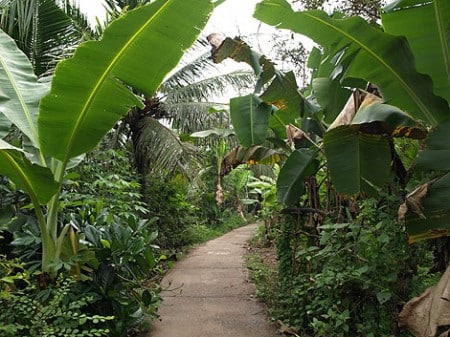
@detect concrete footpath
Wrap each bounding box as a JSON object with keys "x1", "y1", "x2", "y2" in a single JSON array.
[{"x1": 149, "y1": 223, "x2": 279, "y2": 337}]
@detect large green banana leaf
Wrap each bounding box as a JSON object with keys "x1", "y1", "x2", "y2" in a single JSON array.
[
  {"x1": 261, "y1": 71, "x2": 316, "y2": 137},
  {"x1": 39, "y1": 0, "x2": 213, "y2": 164},
  {"x1": 312, "y1": 77, "x2": 351, "y2": 124},
  {"x1": 0, "y1": 29, "x2": 48, "y2": 147},
  {"x1": 323, "y1": 126, "x2": 391, "y2": 195},
  {"x1": 254, "y1": 0, "x2": 450, "y2": 126},
  {"x1": 230, "y1": 94, "x2": 272, "y2": 146},
  {"x1": 383, "y1": 0, "x2": 450, "y2": 103},
  {"x1": 212, "y1": 37, "x2": 311, "y2": 139},
  {"x1": 277, "y1": 148, "x2": 319, "y2": 205},
  {"x1": 0, "y1": 139, "x2": 57, "y2": 204},
  {"x1": 308, "y1": 46, "x2": 363, "y2": 125},
  {"x1": 353, "y1": 102, "x2": 427, "y2": 139}
]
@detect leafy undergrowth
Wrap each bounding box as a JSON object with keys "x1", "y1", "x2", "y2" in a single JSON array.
[{"x1": 246, "y1": 198, "x2": 441, "y2": 337}]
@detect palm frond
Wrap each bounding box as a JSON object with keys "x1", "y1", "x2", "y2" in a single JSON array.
[
  {"x1": 163, "y1": 71, "x2": 254, "y2": 103},
  {"x1": 0, "y1": 0, "x2": 86, "y2": 76},
  {"x1": 133, "y1": 116, "x2": 200, "y2": 175},
  {"x1": 165, "y1": 102, "x2": 230, "y2": 134},
  {"x1": 102, "y1": 0, "x2": 151, "y2": 25},
  {"x1": 162, "y1": 52, "x2": 220, "y2": 90},
  {"x1": 0, "y1": 0, "x2": 14, "y2": 8},
  {"x1": 57, "y1": 0, "x2": 97, "y2": 40}
]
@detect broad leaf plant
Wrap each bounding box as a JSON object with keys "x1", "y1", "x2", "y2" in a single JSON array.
[
  {"x1": 0, "y1": 0, "x2": 219, "y2": 277},
  {"x1": 214, "y1": 0, "x2": 450, "y2": 244}
]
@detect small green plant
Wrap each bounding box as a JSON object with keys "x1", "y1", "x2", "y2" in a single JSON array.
[
  {"x1": 144, "y1": 173, "x2": 203, "y2": 249},
  {"x1": 0, "y1": 275, "x2": 114, "y2": 337},
  {"x1": 0, "y1": 254, "x2": 30, "y2": 294}
]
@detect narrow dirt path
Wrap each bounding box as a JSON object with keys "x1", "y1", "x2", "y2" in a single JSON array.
[{"x1": 149, "y1": 223, "x2": 279, "y2": 337}]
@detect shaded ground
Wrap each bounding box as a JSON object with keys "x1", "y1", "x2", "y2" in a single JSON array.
[{"x1": 149, "y1": 223, "x2": 279, "y2": 337}]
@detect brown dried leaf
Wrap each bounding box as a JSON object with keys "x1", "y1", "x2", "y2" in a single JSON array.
[
  {"x1": 277, "y1": 320, "x2": 300, "y2": 336},
  {"x1": 398, "y1": 179, "x2": 437, "y2": 221},
  {"x1": 398, "y1": 203, "x2": 409, "y2": 221},
  {"x1": 286, "y1": 124, "x2": 306, "y2": 146},
  {"x1": 328, "y1": 90, "x2": 382, "y2": 130},
  {"x1": 399, "y1": 264, "x2": 450, "y2": 337}
]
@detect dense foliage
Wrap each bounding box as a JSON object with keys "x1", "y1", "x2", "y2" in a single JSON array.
[
  {"x1": 0, "y1": 1, "x2": 250, "y2": 336},
  {"x1": 1, "y1": 0, "x2": 450, "y2": 336},
  {"x1": 218, "y1": 1, "x2": 450, "y2": 336},
  {"x1": 276, "y1": 196, "x2": 415, "y2": 336}
]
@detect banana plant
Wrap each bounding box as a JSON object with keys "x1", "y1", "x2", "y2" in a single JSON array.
[
  {"x1": 252, "y1": 0, "x2": 450, "y2": 242},
  {"x1": 0, "y1": 0, "x2": 215, "y2": 277},
  {"x1": 211, "y1": 34, "x2": 424, "y2": 203},
  {"x1": 213, "y1": 0, "x2": 450, "y2": 243}
]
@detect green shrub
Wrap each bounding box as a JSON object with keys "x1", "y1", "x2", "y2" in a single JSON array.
[
  {"x1": 69, "y1": 208, "x2": 163, "y2": 337},
  {"x1": 7, "y1": 147, "x2": 163, "y2": 335},
  {"x1": 273, "y1": 194, "x2": 429, "y2": 337},
  {"x1": 0, "y1": 274, "x2": 113, "y2": 337},
  {"x1": 144, "y1": 173, "x2": 201, "y2": 249}
]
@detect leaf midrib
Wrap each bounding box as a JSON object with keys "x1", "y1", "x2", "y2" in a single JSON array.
[{"x1": 250, "y1": 95, "x2": 255, "y2": 144}]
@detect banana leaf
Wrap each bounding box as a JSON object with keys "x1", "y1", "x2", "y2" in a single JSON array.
[
  {"x1": 383, "y1": 0, "x2": 450, "y2": 103},
  {"x1": 262, "y1": 71, "x2": 317, "y2": 137},
  {"x1": 404, "y1": 174, "x2": 450, "y2": 243},
  {"x1": 0, "y1": 29, "x2": 48, "y2": 147},
  {"x1": 254, "y1": 0, "x2": 450, "y2": 126},
  {"x1": 211, "y1": 37, "x2": 275, "y2": 91},
  {"x1": 39, "y1": 0, "x2": 213, "y2": 164},
  {"x1": 0, "y1": 139, "x2": 57, "y2": 204},
  {"x1": 277, "y1": 148, "x2": 319, "y2": 205},
  {"x1": 221, "y1": 144, "x2": 285, "y2": 176},
  {"x1": 323, "y1": 125, "x2": 391, "y2": 195},
  {"x1": 212, "y1": 37, "x2": 311, "y2": 139},
  {"x1": 312, "y1": 77, "x2": 352, "y2": 124},
  {"x1": 230, "y1": 94, "x2": 272, "y2": 146},
  {"x1": 416, "y1": 120, "x2": 450, "y2": 171},
  {"x1": 353, "y1": 102, "x2": 427, "y2": 139}
]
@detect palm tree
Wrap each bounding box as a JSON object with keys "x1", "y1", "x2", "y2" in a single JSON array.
[
  {"x1": 102, "y1": 0, "x2": 254, "y2": 177},
  {"x1": 129, "y1": 44, "x2": 254, "y2": 177},
  {"x1": 0, "y1": 0, "x2": 94, "y2": 77}
]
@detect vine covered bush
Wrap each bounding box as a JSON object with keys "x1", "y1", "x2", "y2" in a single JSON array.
[{"x1": 272, "y1": 194, "x2": 432, "y2": 337}]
